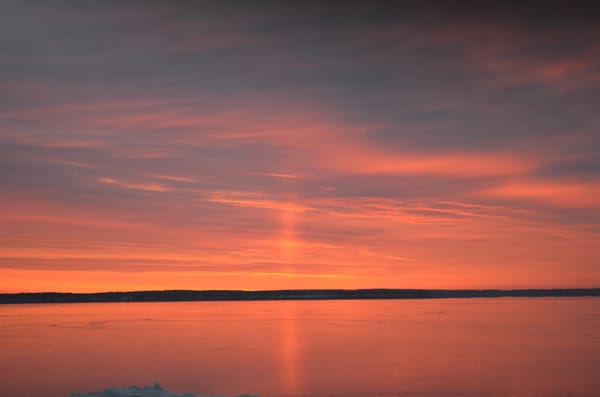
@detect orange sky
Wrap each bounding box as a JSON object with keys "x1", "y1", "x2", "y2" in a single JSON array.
[{"x1": 1, "y1": 2, "x2": 600, "y2": 292}]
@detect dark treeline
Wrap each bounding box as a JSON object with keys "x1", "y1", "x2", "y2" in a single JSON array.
[{"x1": 1, "y1": 288, "x2": 600, "y2": 304}]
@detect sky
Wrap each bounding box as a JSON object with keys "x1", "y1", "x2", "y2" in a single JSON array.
[{"x1": 1, "y1": 1, "x2": 600, "y2": 292}]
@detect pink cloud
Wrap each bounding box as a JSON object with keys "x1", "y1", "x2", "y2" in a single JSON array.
[
  {"x1": 97, "y1": 177, "x2": 170, "y2": 193},
  {"x1": 479, "y1": 179, "x2": 600, "y2": 208}
]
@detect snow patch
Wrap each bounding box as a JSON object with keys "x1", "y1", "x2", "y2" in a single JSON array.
[{"x1": 70, "y1": 384, "x2": 259, "y2": 397}]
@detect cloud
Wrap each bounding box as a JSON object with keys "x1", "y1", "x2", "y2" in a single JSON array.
[
  {"x1": 250, "y1": 272, "x2": 358, "y2": 279},
  {"x1": 97, "y1": 177, "x2": 170, "y2": 193},
  {"x1": 147, "y1": 174, "x2": 198, "y2": 183},
  {"x1": 312, "y1": 143, "x2": 538, "y2": 176},
  {"x1": 479, "y1": 179, "x2": 600, "y2": 208},
  {"x1": 253, "y1": 172, "x2": 305, "y2": 179},
  {"x1": 1, "y1": 1, "x2": 600, "y2": 291},
  {"x1": 207, "y1": 191, "x2": 312, "y2": 213}
]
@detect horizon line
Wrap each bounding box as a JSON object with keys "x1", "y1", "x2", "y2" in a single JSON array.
[
  {"x1": 2, "y1": 288, "x2": 599, "y2": 304},
  {"x1": 4, "y1": 287, "x2": 600, "y2": 294}
]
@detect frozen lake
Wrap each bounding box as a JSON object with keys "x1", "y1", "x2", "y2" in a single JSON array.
[{"x1": 1, "y1": 298, "x2": 599, "y2": 397}]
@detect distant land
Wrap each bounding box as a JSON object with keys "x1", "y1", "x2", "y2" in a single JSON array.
[{"x1": 1, "y1": 288, "x2": 600, "y2": 304}]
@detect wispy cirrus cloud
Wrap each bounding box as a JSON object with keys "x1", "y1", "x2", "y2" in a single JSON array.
[
  {"x1": 479, "y1": 179, "x2": 600, "y2": 208},
  {"x1": 207, "y1": 190, "x2": 312, "y2": 213},
  {"x1": 97, "y1": 177, "x2": 170, "y2": 193}
]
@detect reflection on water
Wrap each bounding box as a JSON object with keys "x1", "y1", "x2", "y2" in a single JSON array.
[
  {"x1": 281, "y1": 301, "x2": 299, "y2": 397},
  {"x1": 1, "y1": 298, "x2": 600, "y2": 397}
]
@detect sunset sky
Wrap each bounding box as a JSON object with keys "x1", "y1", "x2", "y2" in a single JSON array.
[{"x1": 1, "y1": 2, "x2": 599, "y2": 292}]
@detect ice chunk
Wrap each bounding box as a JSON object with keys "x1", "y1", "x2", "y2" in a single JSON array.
[{"x1": 70, "y1": 383, "x2": 259, "y2": 397}]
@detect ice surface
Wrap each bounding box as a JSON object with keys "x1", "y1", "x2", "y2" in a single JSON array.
[{"x1": 70, "y1": 384, "x2": 259, "y2": 397}]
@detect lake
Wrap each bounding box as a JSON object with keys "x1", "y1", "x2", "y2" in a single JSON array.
[{"x1": 1, "y1": 298, "x2": 599, "y2": 397}]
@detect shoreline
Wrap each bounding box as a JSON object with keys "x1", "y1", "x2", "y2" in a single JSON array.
[{"x1": 2, "y1": 288, "x2": 600, "y2": 304}]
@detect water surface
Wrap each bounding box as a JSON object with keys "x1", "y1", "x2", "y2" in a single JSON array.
[{"x1": 1, "y1": 298, "x2": 599, "y2": 397}]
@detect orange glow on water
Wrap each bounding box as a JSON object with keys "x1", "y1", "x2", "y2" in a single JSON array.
[{"x1": 2, "y1": 299, "x2": 600, "y2": 396}]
